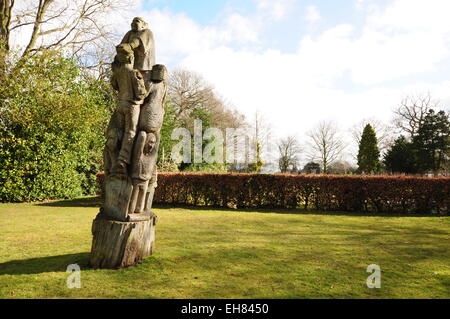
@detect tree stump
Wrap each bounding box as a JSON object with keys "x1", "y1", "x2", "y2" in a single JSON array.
[{"x1": 89, "y1": 212, "x2": 157, "y2": 269}]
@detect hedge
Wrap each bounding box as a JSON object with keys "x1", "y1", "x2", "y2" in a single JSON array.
[{"x1": 97, "y1": 172, "x2": 450, "y2": 214}]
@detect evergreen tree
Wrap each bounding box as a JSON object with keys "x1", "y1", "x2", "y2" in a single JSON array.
[
  {"x1": 383, "y1": 136, "x2": 417, "y2": 174},
  {"x1": 303, "y1": 162, "x2": 321, "y2": 174},
  {"x1": 357, "y1": 124, "x2": 380, "y2": 173},
  {"x1": 156, "y1": 100, "x2": 179, "y2": 171},
  {"x1": 412, "y1": 109, "x2": 450, "y2": 173}
]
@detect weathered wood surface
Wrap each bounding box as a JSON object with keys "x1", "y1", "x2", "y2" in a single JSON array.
[
  {"x1": 90, "y1": 213, "x2": 156, "y2": 269},
  {"x1": 104, "y1": 174, "x2": 133, "y2": 221}
]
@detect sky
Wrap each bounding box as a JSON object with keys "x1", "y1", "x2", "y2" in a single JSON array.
[
  {"x1": 11, "y1": 0, "x2": 450, "y2": 164},
  {"x1": 128, "y1": 1, "x2": 450, "y2": 146}
]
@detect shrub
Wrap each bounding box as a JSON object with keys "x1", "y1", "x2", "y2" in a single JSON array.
[
  {"x1": 0, "y1": 52, "x2": 113, "y2": 202},
  {"x1": 96, "y1": 172, "x2": 449, "y2": 214}
]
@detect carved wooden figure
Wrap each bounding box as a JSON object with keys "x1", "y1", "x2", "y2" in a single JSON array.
[{"x1": 90, "y1": 18, "x2": 167, "y2": 269}]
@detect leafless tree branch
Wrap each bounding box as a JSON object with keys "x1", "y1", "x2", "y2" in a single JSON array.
[
  {"x1": 278, "y1": 135, "x2": 301, "y2": 173},
  {"x1": 307, "y1": 121, "x2": 346, "y2": 174},
  {"x1": 393, "y1": 92, "x2": 440, "y2": 138}
]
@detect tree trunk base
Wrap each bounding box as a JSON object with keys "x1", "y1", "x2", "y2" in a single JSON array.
[{"x1": 89, "y1": 212, "x2": 157, "y2": 269}]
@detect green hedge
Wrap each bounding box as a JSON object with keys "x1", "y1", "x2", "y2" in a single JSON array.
[{"x1": 97, "y1": 172, "x2": 449, "y2": 214}]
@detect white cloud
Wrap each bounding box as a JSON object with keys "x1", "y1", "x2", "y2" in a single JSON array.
[
  {"x1": 254, "y1": 0, "x2": 297, "y2": 20},
  {"x1": 133, "y1": 0, "x2": 450, "y2": 163},
  {"x1": 296, "y1": 23, "x2": 449, "y2": 86},
  {"x1": 305, "y1": 5, "x2": 321, "y2": 23},
  {"x1": 129, "y1": 9, "x2": 261, "y2": 66},
  {"x1": 368, "y1": 0, "x2": 450, "y2": 33}
]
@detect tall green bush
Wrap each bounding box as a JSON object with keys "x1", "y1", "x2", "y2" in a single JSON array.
[
  {"x1": 357, "y1": 124, "x2": 380, "y2": 173},
  {"x1": 0, "y1": 51, "x2": 113, "y2": 202},
  {"x1": 383, "y1": 136, "x2": 417, "y2": 174}
]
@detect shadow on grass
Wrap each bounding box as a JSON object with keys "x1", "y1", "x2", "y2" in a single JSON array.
[
  {"x1": 154, "y1": 204, "x2": 444, "y2": 218},
  {"x1": 37, "y1": 197, "x2": 102, "y2": 208},
  {"x1": 0, "y1": 253, "x2": 90, "y2": 275}
]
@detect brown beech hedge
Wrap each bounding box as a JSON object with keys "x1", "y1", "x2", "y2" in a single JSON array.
[{"x1": 97, "y1": 172, "x2": 449, "y2": 214}]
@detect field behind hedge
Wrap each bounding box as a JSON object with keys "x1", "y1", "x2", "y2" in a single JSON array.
[{"x1": 1, "y1": 197, "x2": 449, "y2": 299}]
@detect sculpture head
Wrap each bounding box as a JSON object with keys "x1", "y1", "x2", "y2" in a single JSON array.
[
  {"x1": 131, "y1": 17, "x2": 147, "y2": 32},
  {"x1": 143, "y1": 133, "x2": 157, "y2": 155},
  {"x1": 151, "y1": 64, "x2": 168, "y2": 83},
  {"x1": 115, "y1": 43, "x2": 134, "y2": 65}
]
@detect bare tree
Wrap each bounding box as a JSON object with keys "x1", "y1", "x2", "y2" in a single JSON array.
[
  {"x1": 0, "y1": 0, "x2": 14, "y2": 50},
  {"x1": 328, "y1": 160, "x2": 356, "y2": 175},
  {"x1": 210, "y1": 97, "x2": 247, "y2": 131},
  {"x1": 168, "y1": 68, "x2": 216, "y2": 121},
  {"x1": 1, "y1": 0, "x2": 132, "y2": 71},
  {"x1": 247, "y1": 111, "x2": 274, "y2": 172},
  {"x1": 168, "y1": 68, "x2": 246, "y2": 129},
  {"x1": 167, "y1": 68, "x2": 249, "y2": 170},
  {"x1": 277, "y1": 135, "x2": 301, "y2": 173},
  {"x1": 0, "y1": 0, "x2": 15, "y2": 68},
  {"x1": 350, "y1": 118, "x2": 394, "y2": 154},
  {"x1": 307, "y1": 121, "x2": 345, "y2": 174},
  {"x1": 393, "y1": 92, "x2": 440, "y2": 138}
]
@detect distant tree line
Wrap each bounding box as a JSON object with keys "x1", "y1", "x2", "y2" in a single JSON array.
[
  {"x1": 276, "y1": 93, "x2": 449, "y2": 176},
  {"x1": 384, "y1": 105, "x2": 449, "y2": 175}
]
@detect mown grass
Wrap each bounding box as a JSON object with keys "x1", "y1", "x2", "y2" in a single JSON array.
[{"x1": 0, "y1": 197, "x2": 449, "y2": 299}]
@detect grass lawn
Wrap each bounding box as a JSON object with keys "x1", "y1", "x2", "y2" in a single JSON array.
[{"x1": 0, "y1": 197, "x2": 449, "y2": 299}]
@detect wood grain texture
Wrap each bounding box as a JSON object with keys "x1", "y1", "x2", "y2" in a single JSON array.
[
  {"x1": 104, "y1": 174, "x2": 133, "y2": 221},
  {"x1": 89, "y1": 213, "x2": 156, "y2": 269}
]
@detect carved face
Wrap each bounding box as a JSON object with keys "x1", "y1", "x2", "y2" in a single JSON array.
[
  {"x1": 131, "y1": 18, "x2": 146, "y2": 32},
  {"x1": 115, "y1": 53, "x2": 132, "y2": 64},
  {"x1": 151, "y1": 64, "x2": 168, "y2": 82},
  {"x1": 115, "y1": 44, "x2": 134, "y2": 64},
  {"x1": 143, "y1": 133, "x2": 157, "y2": 155}
]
